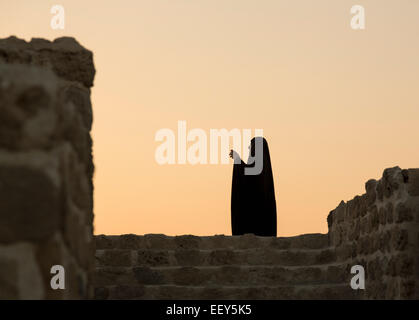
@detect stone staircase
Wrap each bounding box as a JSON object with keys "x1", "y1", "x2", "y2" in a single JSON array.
[{"x1": 93, "y1": 233, "x2": 362, "y2": 299}]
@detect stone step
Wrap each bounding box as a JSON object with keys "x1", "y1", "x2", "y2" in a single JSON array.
[
  {"x1": 95, "y1": 247, "x2": 336, "y2": 268},
  {"x1": 95, "y1": 233, "x2": 329, "y2": 251},
  {"x1": 93, "y1": 264, "x2": 350, "y2": 288},
  {"x1": 95, "y1": 283, "x2": 362, "y2": 300}
]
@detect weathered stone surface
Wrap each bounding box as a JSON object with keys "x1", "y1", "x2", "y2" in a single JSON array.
[
  {"x1": 0, "y1": 37, "x2": 95, "y2": 300},
  {"x1": 395, "y1": 203, "x2": 413, "y2": 223},
  {"x1": 365, "y1": 179, "x2": 377, "y2": 205},
  {"x1": 96, "y1": 233, "x2": 329, "y2": 251},
  {"x1": 405, "y1": 169, "x2": 419, "y2": 196},
  {"x1": 132, "y1": 266, "x2": 166, "y2": 285},
  {"x1": 108, "y1": 285, "x2": 146, "y2": 300},
  {"x1": 0, "y1": 65, "x2": 59, "y2": 150},
  {"x1": 206, "y1": 249, "x2": 236, "y2": 265},
  {"x1": 0, "y1": 162, "x2": 61, "y2": 243},
  {"x1": 327, "y1": 167, "x2": 419, "y2": 299},
  {"x1": 0, "y1": 36, "x2": 95, "y2": 88},
  {"x1": 0, "y1": 256, "x2": 19, "y2": 299},
  {"x1": 98, "y1": 247, "x2": 339, "y2": 268},
  {"x1": 386, "y1": 202, "x2": 394, "y2": 224},
  {"x1": 94, "y1": 287, "x2": 109, "y2": 300},
  {"x1": 0, "y1": 243, "x2": 44, "y2": 299},
  {"x1": 94, "y1": 267, "x2": 136, "y2": 287},
  {"x1": 382, "y1": 167, "x2": 402, "y2": 198},
  {"x1": 137, "y1": 249, "x2": 172, "y2": 266},
  {"x1": 96, "y1": 249, "x2": 132, "y2": 267}
]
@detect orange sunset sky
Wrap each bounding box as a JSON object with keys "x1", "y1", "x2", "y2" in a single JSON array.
[{"x1": 1, "y1": 1, "x2": 418, "y2": 237}]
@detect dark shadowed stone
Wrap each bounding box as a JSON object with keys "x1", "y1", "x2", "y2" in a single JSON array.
[
  {"x1": 359, "y1": 195, "x2": 368, "y2": 217},
  {"x1": 118, "y1": 234, "x2": 145, "y2": 249},
  {"x1": 395, "y1": 253, "x2": 414, "y2": 276},
  {"x1": 237, "y1": 233, "x2": 263, "y2": 249},
  {"x1": 95, "y1": 235, "x2": 117, "y2": 250},
  {"x1": 378, "y1": 207, "x2": 386, "y2": 225},
  {"x1": 110, "y1": 285, "x2": 146, "y2": 299},
  {"x1": 365, "y1": 179, "x2": 377, "y2": 205},
  {"x1": 369, "y1": 206, "x2": 379, "y2": 232},
  {"x1": 349, "y1": 219, "x2": 360, "y2": 241},
  {"x1": 16, "y1": 85, "x2": 51, "y2": 117},
  {"x1": 391, "y1": 228, "x2": 409, "y2": 251},
  {"x1": 395, "y1": 203, "x2": 413, "y2": 223},
  {"x1": 175, "y1": 249, "x2": 202, "y2": 266},
  {"x1": 170, "y1": 266, "x2": 208, "y2": 286},
  {"x1": 0, "y1": 36, "x2": 95, "y2": 88},
  {"x1": 207, "y1": 249, "x2": 236, "y2": 265},
  {"x1": 326, "y1": 265, "x2": 347, "y2": 283},
  {"x1": 360, "y1": 216, "x2": 369, "y2": 235},
  {"x1": 400, "y1": 280, "x2": 416, "y2": 299},
  {"x1": 350, "y1": 196, "x2": 364, "y2": 219},
  {"x1": 366, "y1": 280, "x2": 387, "y2": 299},
  {"x1": 0, "y1": 258, "x2": 18, "y2": 299},
  {"x1": 93, "y1": 267, "x2": 135, "y2": 287},
  {"x1": 376, "y1": 181, "x2": 384, "y2": 201},
  {"x1": 386, "y1": 202, "x2": 394, "y2": 224},
  {"x1": 289, "y1": 233, "x2": 329, "y2": 250},
  {"x1": 137, "y1": 250, "x2": 171, "y2": 266},
  {"x1": 378, "y1": 231, "x2": 391, "y2": 253},
  {"x1": 174, "y1": 235, "x2": 201, "y2": 250},
  {"x1": 385, "y1": 278, "x2": 399, "y2": 299},
  {"x1": 276, "y1": 250, "x2": 308, "y2": 266},
  {"x1": 133, "y1": 266, "x2": 165, "y2": 285},
  {"x1": 406, "y1": 169, "x2": 419, "y2": 196},
  {"x1": 144, "y1": 234, "x2": 174, "y2": 250},
  {"x1": 94, "y1": 287, "x2": 109, "y2": 300},
  {"x1": 59, "y1": 83, "x2": 92, "y2": 130},
  {"x1": 327, "y1": 210, "x2": 334, "y2": 228},
  {"x1": 0, "y1": 165, "x2": 61, "y2": 243},
  {"x1": 0, "y1": 88, "x2": 24, "y2": 149},
  {"x1": 336, "y1": 244, "x2": 352, "y2": 261},
  {"x1": 382, "y1": 167, "x2": 401, "y2": 198},
  {"x1": 271, "y1": 237, "x2": 291, "y2": 249},
  {"x1": 335, "y1": 201, "x2": 346, "y2": 223},
  {"x1": 96, "y1": 250, "x2": 132, "y2": 267}
]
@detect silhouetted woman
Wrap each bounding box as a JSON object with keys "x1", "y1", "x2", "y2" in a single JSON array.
[{"x1": 229, "y1": 137, "x2": 277, "y2": 236}]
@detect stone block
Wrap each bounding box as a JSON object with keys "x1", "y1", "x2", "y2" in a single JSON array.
[
  {"x1": 405, "y1": 169, "x2": 419, "y2": 196},
  {"x1": 0, "y1": 36, "x2": 95, "y2": 88},
  {"x1": 395, "y1": 203, "x2": 413, "y2": 223},
  {"x1": 0, "y1": 160, "x2": 61, "y2": 243}
]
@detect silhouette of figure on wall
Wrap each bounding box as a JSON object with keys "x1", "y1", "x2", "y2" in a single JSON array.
[{"x1": 229, "y1": 137, "x2": 277, "y2": 237}]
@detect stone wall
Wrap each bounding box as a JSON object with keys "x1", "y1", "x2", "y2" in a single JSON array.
[
  {"x1": 0, "y1": 37, "x2": 95, "y2": 299},
  {"x1": 327, "y1": 167, "x2": 419, "y2": 299},
  {"x1": 0, "y1": 36, "x2": 417, "y2": 300}
]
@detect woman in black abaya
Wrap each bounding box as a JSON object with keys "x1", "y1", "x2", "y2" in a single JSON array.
[{"x1": 229, "y1": 137, "x2": 277, "y2": 237}]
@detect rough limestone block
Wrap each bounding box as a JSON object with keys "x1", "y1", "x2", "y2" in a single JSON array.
[
  {"x1": 0, "y1": 151, "x2": 61, "y2": 243},
  {"x1": 0, "y1": 36, "x2": 95, "y2": 299},
  {"x1": 0, "y1": 36, "x2": 95, "y2": 88},
  {"x1": 0, "y1": 243, "x2": 44, "y2": 299},
  {"x1": 404, "y1": 169, "x2": 419, "y2": 196}
]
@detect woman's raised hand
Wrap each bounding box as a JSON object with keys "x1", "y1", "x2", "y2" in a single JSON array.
[{"x1": 229, "y1": 149, "x2": 239, "y2": 160}]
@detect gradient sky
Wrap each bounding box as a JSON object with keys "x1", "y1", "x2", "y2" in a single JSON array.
[{"x1": 1, "y1": 1, "x2": 418, "y2": 236}]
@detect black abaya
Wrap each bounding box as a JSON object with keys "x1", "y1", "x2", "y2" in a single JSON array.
[{"x1": 231, "y1": 137, "x2": 277, "y2": 236}]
